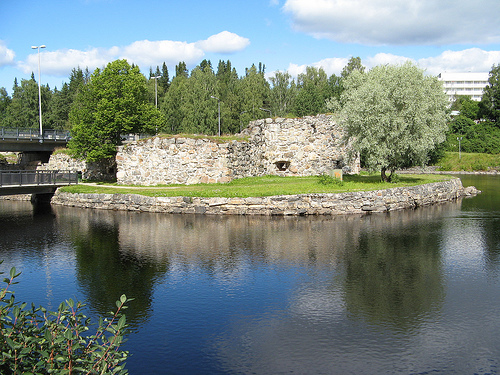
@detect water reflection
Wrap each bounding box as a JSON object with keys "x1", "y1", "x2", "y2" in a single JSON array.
[
  {"x1": 50, "y1": 201, "x2": 460, "y2": 333},
  {"x1": 2, "y1": 176, "x2": 499, "y2": 374}
]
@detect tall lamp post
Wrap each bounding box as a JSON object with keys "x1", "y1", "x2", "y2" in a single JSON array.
[
  {"x1": 210, "y1": 95, "x2": 221, "y2": 136},
  {"x1": 31, "y1": 45, "x2": 46, "y2": 142},
  {"x1": 151, "y1": 75, "x2": 160, "y2": 134},
  {"x1": 457, "y1": 136, "x2": 463, "y2": 160},
  {"x1": 151, "y1": 75, "x2": 160, "y2": 109}
]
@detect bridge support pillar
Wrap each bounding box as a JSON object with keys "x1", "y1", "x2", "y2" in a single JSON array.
[
  {"x1": 31, "y1": 192, "x2": 54, "y2": 206},
  {"x1": 19, "y1": 151, "x2": 52, "y2": 166}
]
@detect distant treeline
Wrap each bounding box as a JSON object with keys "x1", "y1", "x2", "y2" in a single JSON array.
[{"x1": 0, "y1": 57, "x2": 364, "y2": 135}]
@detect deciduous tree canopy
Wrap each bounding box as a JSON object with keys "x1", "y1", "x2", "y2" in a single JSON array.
[
  {"x1": 68, "y1": 59, "x2": 162, "y2": 162},
  {"x1": 339, "y1": 62, "x2": 449, "y2": 181}
]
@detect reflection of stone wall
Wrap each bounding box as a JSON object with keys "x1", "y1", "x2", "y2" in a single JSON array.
[
  {"x1": 115, "y1": 115, "x2": 360, "y2": 186},
  {"x1": 52, "y1": 178, "x2": 473, "y2": 216}
]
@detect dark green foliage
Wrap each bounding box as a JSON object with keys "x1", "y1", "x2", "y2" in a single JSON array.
[
  {"x1": 450, "y1": 115, "x2": 475, "y2": 134},
  {"x1": 479, "y1": 64, "x2": 500, "y2": 124},
  {"x1": 0, "y1": 262, "x2": 130, "y2": 374},
  {"x1": 447, "y1": 121, "x2": 500, "y2": 154}
]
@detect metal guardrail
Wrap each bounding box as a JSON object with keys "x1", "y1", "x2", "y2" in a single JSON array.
[
  {"x1": 0, "y1": 170, "x2": 78, "y2": 187},
  {"x1": 0, "y1": 128, "x2": 71, "y2": 141},
  {"x1": 0, "y1": 128, "x2": 153, "y2": 143}
]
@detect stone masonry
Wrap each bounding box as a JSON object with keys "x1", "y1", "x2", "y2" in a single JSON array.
[
  {"x1": 51, "y1": 178, "x2": 480, "y2": 216},
  {"x1": 116, "y1": 115, "x2": 360, "y2": 185}
]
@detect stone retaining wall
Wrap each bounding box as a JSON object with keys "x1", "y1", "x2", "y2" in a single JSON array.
[{"x1": 51, "y1": 178, "x2": 478, "y2": 216}]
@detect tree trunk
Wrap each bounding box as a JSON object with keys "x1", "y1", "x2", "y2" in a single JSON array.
[{"x1": 381, "y1": 167, "x2": 389, "y2": 182}]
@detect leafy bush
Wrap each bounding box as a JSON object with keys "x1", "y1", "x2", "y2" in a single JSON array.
[
  {"x1": 317, "y1": 173, "x2": 344, "y2": 186},
  {"x1": 446, "y1": 121, "x2": 500, "y2": 154},
  {"x1": 0, "y1": 262, "x2": 130, "y2": 374}
]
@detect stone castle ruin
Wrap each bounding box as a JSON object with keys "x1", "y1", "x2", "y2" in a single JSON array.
[
  {"x1": 38, "y1": 115, "x2": 359, "y2": 184},
  {"x1": 115, "y1": 114, "x2": 359, "y2": 185}
]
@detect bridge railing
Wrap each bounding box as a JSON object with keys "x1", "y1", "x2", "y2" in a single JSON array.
[
  {"x1": 0, "y1": 170, "x2": 78, "y2": 187},
  {"x1": 0, "y1": 128, "x2": 71, "y2": 141}
]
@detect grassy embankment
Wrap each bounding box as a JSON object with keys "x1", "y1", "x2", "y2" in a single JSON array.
[
  {"x1": 60, "y1": 173, "x2": 452, "y2": 198},
  {"x1": 435, "y1": 152, "x2": 500, "y2": 172}
]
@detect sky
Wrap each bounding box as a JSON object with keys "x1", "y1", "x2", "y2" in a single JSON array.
[{"x1": 1, "y1": 0, "x2": 500, "y2": 94}]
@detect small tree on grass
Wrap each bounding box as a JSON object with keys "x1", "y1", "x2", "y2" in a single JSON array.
[
  {"x1": 337, "y1": 62, "x2": 449, "y2": 181},
  {"x1": 0, "y1": 262, "x2": 131, "y2": 374},
  {"x1": 69, "y1": 59, "x2": 163, "y2": 162}
]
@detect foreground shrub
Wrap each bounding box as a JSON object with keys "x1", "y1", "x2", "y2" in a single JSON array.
[{"x1": 0, "y1": 262, "x2": 130, "y2": 374}]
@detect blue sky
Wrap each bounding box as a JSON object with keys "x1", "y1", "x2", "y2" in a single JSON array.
[{"x1": 1, "y1": 0, "x2": 500, "y2": 94}]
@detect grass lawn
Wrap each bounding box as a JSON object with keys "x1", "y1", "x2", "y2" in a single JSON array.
[
  {"x1": 436, "y1": 152, "x2": 500, "y2": 172},
  {"x1": 60, "y1": 173, "x2": 452, "y2": 198}
]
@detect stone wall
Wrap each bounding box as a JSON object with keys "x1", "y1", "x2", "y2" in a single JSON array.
[
  {"x1": 37, "y1": 152, "x2": 116, "y2": 181},
  {"x1": 116, "y1": 137, "x2": 233, "y2": 185},
  {"x1": 116, "y1": 115, "x2": 360, "y2": 185},
  {"x1": 51, "y1": 178, "x2": 479, "y2": 216}
]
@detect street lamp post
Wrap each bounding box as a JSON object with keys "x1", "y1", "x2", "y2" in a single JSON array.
[
  {"x1": 457, "y1": 136, "x2": 463, "y2": 160},
  {"x1": 151, "y1": 75, "x2": 160, "y2": 134},
  {"x1": 31, "y1": 45, "x2": 46, "y2": 142},
  {"x1": 151, "y1": 75, "x2": 160, "y2": 109},
  {"x1": 211, "y1": 95, "x2": 221, "y2": 136}
]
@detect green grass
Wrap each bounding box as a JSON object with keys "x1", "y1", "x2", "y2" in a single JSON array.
[
  {"x1": 436, "y1": 152, "x2": 500, "y2": 172},
  {"x1": 147, "y1": 133, "x2": 249, "y2": 144},
  {"x1": 60, "y1": 174, "x2": 452, "y2": 198}
]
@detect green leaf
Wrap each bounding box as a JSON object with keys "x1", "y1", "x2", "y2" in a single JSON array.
[{"x1": 117, "y1": 314, "x2": 126, "y2": 330}]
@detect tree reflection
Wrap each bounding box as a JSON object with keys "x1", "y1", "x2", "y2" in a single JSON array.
[
  {"x1": 54, "y1": 207, "x2": 169, "y2": 328},
  {"x1": 343, "y1": 213, "x2": 445, "y2": 328}
]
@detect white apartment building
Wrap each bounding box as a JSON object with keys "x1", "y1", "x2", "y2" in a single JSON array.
[{"x1": 437, "y1": 72, "x2": 490, "y2": 102}]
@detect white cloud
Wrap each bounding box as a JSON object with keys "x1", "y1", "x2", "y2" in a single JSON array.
[
  {"x1": 417, "y1": 48, "x2": 500, "y2": 75},
  {"x1": 283, "y1": 0, "x2": 500, "y2": 45},
  {"x1": 120, "y1": 40, "x2": 205, "y2": 68},
  {"x1": 0, "y1": 41, "x2": 15, "y2": 67},
  {"x1": 195, "y1": 31, "x2": 250, "y2": 54},
  {"x1": 19, "y1": 48, "x2": 114, "y2": 76},
  {"x1": 284, "y1": 57, "x2": 349, "y2": 77},
  {"x1": 365, "y1": 53, "x2": 414, "y2": 69},
  {"x1": 286, "y1": 49, "x2": 500, "y2": 79},
  {"x1": 17, "y1": 31, "x2": 250, "y2": 78}
]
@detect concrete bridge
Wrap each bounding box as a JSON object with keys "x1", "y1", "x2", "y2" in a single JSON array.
[
  {"x1": 0, "y1": 127, "x2": 71, "y2": 152},
  {"x1": 0, "y1": 170, "x2": 78, "y2": 204}
]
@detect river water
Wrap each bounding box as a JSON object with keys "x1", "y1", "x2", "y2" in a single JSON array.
[{"x1": 0, "y1": 175, "x2": 499, "y2": 374}]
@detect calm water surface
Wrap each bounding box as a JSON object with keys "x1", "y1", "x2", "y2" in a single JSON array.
[{"x1": 0, "y1": 175, "x2": 499, "y2": 374}]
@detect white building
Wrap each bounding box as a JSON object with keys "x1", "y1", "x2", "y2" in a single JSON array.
[{"x1": 437, "y1": 72, "x2": 489, "y2": 102}]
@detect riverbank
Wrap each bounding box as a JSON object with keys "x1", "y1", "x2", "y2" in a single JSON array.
[{"x1": 51, "y1": 178, "x2": 479, "y2": 216}]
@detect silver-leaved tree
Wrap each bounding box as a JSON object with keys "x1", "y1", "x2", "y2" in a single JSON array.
[{"x1": 335, "y1": 62, "x2": 449, "y2": 182}]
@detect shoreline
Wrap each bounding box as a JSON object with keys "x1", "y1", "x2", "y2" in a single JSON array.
[{"x1": 50, "y1": 178, "x2": 480, "y2": 216}]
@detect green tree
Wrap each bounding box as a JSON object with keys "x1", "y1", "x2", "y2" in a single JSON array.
[
  {"x1": 268, "y1": 71, "x2": 296, "y2": 117},
  {"x1": 0, "y1": 87, "x2": 11, "y2": 125},
  {"x1": 180, "y1": 64, "x2": 218, "y2": 134},
  {"x1": 162, "y1": 74, "x2": 188, "y2": 134},
  {"x1": 340, "y1": 62, "x2": 449, "y2": 181},
  {"x1": 69, "y1": 59, "x2": 162, "y2": 161},
  {"x1": 293, "y1": 66, "x2": 329, "y2": 117},
  {"x1": 239, "y1": 64, "x2": 270, "y2": 120},
  {"x1": 479, "y1": 64, "x2": 500, "y2": 124},
  {"x1": 175, "y1": 61, "x2": 188, "y2": 78},
  {"x1": 450, "y1": 95, "x2": 479, "y2": 120},
  {"x1": 216, "y1": 60, "x2": 242, "y2": 133},
  {"x1": 4, "y1": 74, "x2": 44, "y2": 129},
  {"x1": 341, "y1": 56, "x2": 365, "y2": 80}
]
